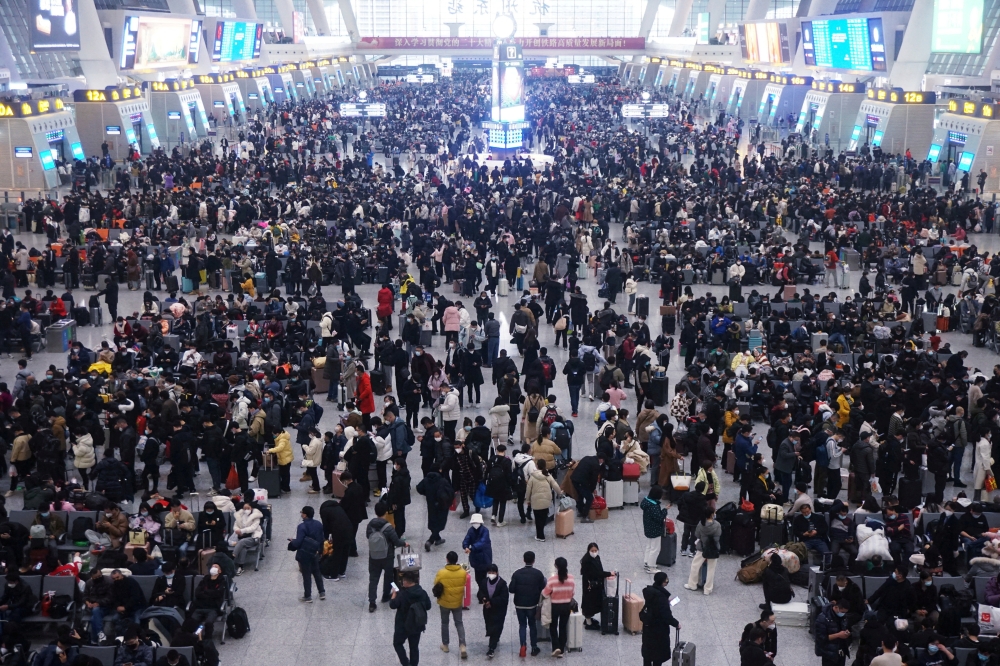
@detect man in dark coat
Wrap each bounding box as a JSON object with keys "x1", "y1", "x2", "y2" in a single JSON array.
[
  {"x1": 416, "y1": 469, "x2": 452, "y2": 552},
  {"x1": 484, "y1": 445, "x2": 514, "y2": 526},
  {"x1": 642, "y1": 571, "x2": 679, "y2": 665},
  {"x1": 319, "y1": 499, "x2": 353, "y2": 579},
  {"x1": 477, "y1": 563, "x2": 509, "y2": 658},
  {"x1": 339, "y1": 471, "x2": 368, "y2": 558}
]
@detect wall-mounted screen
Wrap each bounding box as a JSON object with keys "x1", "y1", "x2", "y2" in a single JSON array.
[
  {"x1": 491, "y1": 43, "x2": 525, "y2": 123},
  {"x1": 927, "y1": 144, "x2": 942, "y2": 162},
  {"x1": 70, "y1": 142, "x2": 84, "y2": 160},
  {"x1": 931, "y1": 0, "x2": 983, "y2": 53},
  {"x1": 167, "y1": 110, "x2": 181, "y2": 119},
  {"x1": 958, "y1": 151, "x2": 975, "y2": 171},
  {"x1": 14, "y1": 147, "x2": 33, "y2": 158},
  {"x1": 212, "y1": 21, "x2": 263, "y2": 62},
  {"x1": 740, "y1": 21, "x2": 790, "y2": 64},
  {"x1": 120, "y1": 15, "x2": 202, "y2": 70},
  {"x1": 106, "y1": 126, "x2": 121, "y2": 135},
  {"x1": 29, "y1": 0, "x2": 80, "y2": 51},
  {"x1": 801, "y1": 17, "x2": 886, "y2": 71}
]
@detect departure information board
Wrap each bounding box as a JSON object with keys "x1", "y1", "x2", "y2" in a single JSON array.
[{"x1": 802, "y1": 17, "x2": 886, "y2": 72}]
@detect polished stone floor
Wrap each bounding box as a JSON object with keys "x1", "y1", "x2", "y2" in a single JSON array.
[{"x1": 7, "y1": 221, "x2": 1000, "y2": 666}]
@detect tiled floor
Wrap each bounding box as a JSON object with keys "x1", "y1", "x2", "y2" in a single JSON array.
[{"x1": 8, "y1": 224, "x2": 1000, "y2": 665}]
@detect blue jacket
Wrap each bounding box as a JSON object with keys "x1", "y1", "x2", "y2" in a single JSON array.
[
  {"x1": 289, "y1": 518, "x2": 325, "y2": 563},
  {"x1": 462, "y1": 525, "x2": 493, "y2": 570},
  {"x1": 386, "y1": 418, "x2": 411, "y2": 456},
  {"x1": 646, "y1": 424, "x2": 663, "y2": 456},
  {"x1": 734, "y1": 433, "x2": 757, "y2": 471},
  {"x1": 16, "y1": 311, "x2": 32, "y2": 334},
  {"x1": 296, "y1": 406, "x2": 317, "y2": 445}
]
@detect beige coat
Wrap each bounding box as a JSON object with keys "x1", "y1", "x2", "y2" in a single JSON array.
[
  {"x1": 974, "y1": 437, "x2": 994, "y2": 490},
  {"x1": 620, "y1": 439, "x2": 650, "y2": 474},
  {"x1": 530, "y1": 439, "x2": 562, "y2": 468},
  {"x1": 635, "y1": 408, "x2": 659, "y2": 444},
  {"x1": 489, "y1": 404, "x2": 510, "y2": 442},
  {"x1": 302, "y1": 436, "x2": 323, "y2": 467},
  {"x1": 525, "y1": 470, "x2": 561, "y2": 511},
  {"x1": 521, "y1": 394, "x2": 547, "y2": 443}
]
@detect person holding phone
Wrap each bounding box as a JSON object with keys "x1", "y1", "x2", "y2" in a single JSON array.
[{"x1": 113, "y1": 628, "x2": 153, "y2": 666}]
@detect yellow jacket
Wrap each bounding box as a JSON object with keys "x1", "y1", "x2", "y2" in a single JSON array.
[
  {"x1": 268, "y1": 431, "x2": 293, "y2": 466},
  {"x1": 836, "y1": 393, "x2": 852, "y2": 428},
  {"x1": 722, "y1": 410, "x2": 739, "y2": 445},
  {"x1": 11, "y1": 435, "x2": 32, "y2": 462},
  {"x1": 241, "y1": 277, "x2": 256, "y2": 298},
  {"x1": 432, "y1": 564, "x2": 468, "y2": 609}
]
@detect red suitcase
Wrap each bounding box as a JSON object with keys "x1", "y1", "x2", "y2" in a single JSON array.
[
  {"x1": 462, "y1": 571, "x2": 472, "y2": 609},
  {"x1": 622, "y1": 462, "x2": 641, "y2": 481}
]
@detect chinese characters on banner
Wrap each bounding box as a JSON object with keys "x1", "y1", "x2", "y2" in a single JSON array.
[{"x1": 357, "y1": 36, "x2": 645, "y2": 49}]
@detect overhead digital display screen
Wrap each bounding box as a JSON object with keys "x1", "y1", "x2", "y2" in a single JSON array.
[
  {"x1": 29, "y1": 0, "x2": 80, "y2": 51},
  {"x1": 622, "y1": 104, "x2": 670, "y2": 118},
  {"x1": 927, "y1": 144, "x2": 942, "y2": 162},
  {"x1": 212, "y1": 21, "x2": 263, "y2": 62},
  {"x1": 120, "y1": 16, "x2": 202, "y2": 70},
  {"x1": 14, "y1": 147, "x2": 33, "y2": 158},
  {"x1": 339, "y1": 103, "x2": 387, "y2": 117},
  {"x1": 931, "y1": 0, "x2": 983, "y2": 53},
  {"x1": 802, "y1": 17, "x2": 886, "y2": 71},
  {"x1": 491, "y1": 43, "x2": 525, "y2": 123},
  {"x1": 958, "y1": 152, "x2": 975, "y2": 172},
  {"x1": 740, "y1": 22, "x2": 790, "y2": 64}
]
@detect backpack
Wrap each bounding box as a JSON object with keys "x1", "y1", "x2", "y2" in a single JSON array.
[
  {"x1": 599, "y1": 366, "x2": 614, "y2": 390},
  {"x1": 71, "y1": 516, "x2": 94, "y2": 543},
  {"x1": 487, "y1": 462, "x2": 507, "y2": 487},
  {"x1": 583, "y1": 351, "x2": 597, "y2": 372},
  {"x1": 540, "y1": 359, "x2": 555, "y2": 382},
  {"x1": 437, "y1": 478, "x2": 454, "y2": 511},
  {"x1": 368, "y1": 522, "x2": 393, "y2": 560},
  {"x1": 543, "y1": 407, "x2": 559, "y2": 427},
  {"x1": 766, "y1": 428, "x2": 778, "y2": 450},
  {"x1": 527, "y1": 405, "x2": 540, "y2": 424},
  {"x1": 226, "y1": 606, "x2": 250, "y2": 639},
  {"x1": 405, "y1": 599, "x2": 428, "y2": 634},
  {"x1": 47, "y1": 594, "x2": 72, "y2": 619},
  {"x1": 513, "y1": 459, "x2": 529, "y2": 488},
  {"x1": 312, "y1": 403, "x2": 324, "y2": 421},
  {"x1": 553, "y1": 426, "x2": 571, "y2": 452}
]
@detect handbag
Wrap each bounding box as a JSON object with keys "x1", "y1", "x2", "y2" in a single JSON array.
[
  {"x1": 397, "y1": 546, "x2": 422, "y2": 572},
  {"x1": 128, "y1": 529, "x2": 148, "y2": 546},
  {"x1": 987, "y1": 475, "x2": 998, "y2": 493}
]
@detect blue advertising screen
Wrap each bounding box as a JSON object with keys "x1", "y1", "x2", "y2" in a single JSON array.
[
  {"x1": 212, "y1": 21, "x2": 262, "y2": 62},
  {"x1": 70, "y1": 142, "x2": 85, "y2": 160},
  {"x1": 802, "y1": 17, "x2": 886, "y2": 71},
  {"x1": 927, "y1": 144, "x2": 942, "y2": 162},
  {"x1": 958, "y1": 151, "x2": 975, "y2": 171}
]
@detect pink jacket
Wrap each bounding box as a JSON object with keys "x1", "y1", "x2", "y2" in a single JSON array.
[{"x1": 442, "y1": 306, "x2": 461, "y2": 332}]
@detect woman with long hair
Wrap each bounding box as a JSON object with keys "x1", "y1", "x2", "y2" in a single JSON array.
[
  {"x1": 542, "y1": 557, "x2": 576, "y2": 657},
  {"x1": 579, "y1": 542, "x2": 613, "y2": 630}
]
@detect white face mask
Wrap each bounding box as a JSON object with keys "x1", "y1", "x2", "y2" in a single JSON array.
[
  {"x1": 589, "y1": 551, "x2": 598, "y2": 558},
  {"x1": 487, "y1": 574, "x2": 497, "y2": 581},
  {"x1": 210, "y1": 567, "x2": 220, "y2": 576}
]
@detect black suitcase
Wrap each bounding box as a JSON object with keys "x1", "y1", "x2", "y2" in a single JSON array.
[
  {"x1": 758, "y1": 521, "x2": 786, "y2": 548},
  {"x1": 601, "y1": 588, "x2": 619, "y2": 635},
  {"x1": 719, "y1": 520, "x2": 733, "y2": 554},
  {"x1": 635, "y1": 295, "x2": 649, "y2": 317},
  {"x1": 370, "y1": 369, "x2": 386, "y2": 395},
  {"x1": 73, "y1": 307, "x2": 90, "y2": 326},
  {"x1": 898, "y1": 476, "x2": 922, "y2": 510},
  {"x1": 257, "y1": 456, "x2": 282, "y2": 498},
  {"x1": 377, "y1": 266, "x2": 389, "y2": 284},
  {"x1": 662, "y1": 315, "x2": 676, "y2": 335},
  {"x1": 732, "y1": 522, "x2": 757, "y2": 556},
  {"x1": 165, "y1": 275, "x2": 179, "y2": 293},
  {"x1": 657, "y1": 532, "x2": 677, "y2": 567}
]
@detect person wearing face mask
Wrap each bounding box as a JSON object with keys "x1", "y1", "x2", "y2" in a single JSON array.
[
  {"x1": 828, "y1": 575, "x2": 864, "y2": 625},
  {"x1": 477, "y1": 563, "x2": 509, "y2": 659},
  {"x1": 740, "y1": 610, "x2": 778, "y2": 661},
  {"x1": 867, "y1": 566, "x2": 916, "y2": 624},
  {"x1": 87, "y1": 502, "x2": 129, "y2": 549},
  {"x1": 579, "y1": 542, "x2": 613, "y2": 630},
  {"x1": 920, "y1": 636, "x2": 954, "y2": 666},
  {"x1": 641, "y1": 571, "x2": 679, "y2": 666},
  {"x1": 815, "y1": 598, "x2": 852, "y2": 666},
  {"x1": 739, "y1": 625, "x2": 775, "y2": 666},
  {"x1": 31, "y1": 503, "x2": 65, "y2": 540},
  {"x1": 110, "y1": 568, "x2": 147, "y2": 630},
  {"x1": 191, "y1": 564, "x2": 227, "y2": 623},
  {"x1": 959, "y1": 502, "x2": 991, "y2": 560},
  {"x1": 416, "y1": 466, "x2": 454, "y2": 552},
  {"x1": 150, "y1": 562, "x2": 186, "y2": 610}
]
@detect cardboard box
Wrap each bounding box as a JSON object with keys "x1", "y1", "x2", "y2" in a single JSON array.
[{"x1": 589, "y1": 507, "x2": 609, "y2": 521}]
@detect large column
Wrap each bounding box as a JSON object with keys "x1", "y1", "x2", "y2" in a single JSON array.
[
  {"x1": 338, "y1": 0, "x2": 361, "y2": 42},
  {"x1": 705, "y1": 0, "x2": 726, "y2": 41},
  {"x1": 232, "y1": 0, "x2": 259, "y2": 18},
  {"x1": 274, "y1": 0, "x2": 296, "y2": 38},
  {"x1": 76, "y1": 0, "x2": 118, "y2": 88},
  {"x1": 668, "y1": 0, "x2": 694, "y2": 37},
  {"x1": 306, "y1": 0, "x2": 332, "y2": 34},
  {"x1": 744, "y1": 0, "x2": 770, "y2": 21},
  {"x1": 638, "y1": 0, "x2": 660, "y2": 39},
  {"x1": 165, "y1": 0, "x2": 198, "y2": 13}
]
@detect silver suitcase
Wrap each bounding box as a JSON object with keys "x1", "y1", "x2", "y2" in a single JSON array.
[
  {"x1": 566, "y1": 611, "x2": 584, "y2": 652},
  {"x1": 623, "y1": 480, "x2": 639, "y2": 505},
  {"x1": 672, "y1": 628, "x2": 696, "y2": 666},
  {"x1": 603, "y1": 479, "x2": 624, "y2": 509}
]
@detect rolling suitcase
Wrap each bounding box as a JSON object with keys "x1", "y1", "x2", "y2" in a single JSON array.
[
  {"x1": 758, "y1": 521, "x2": 786, "y2": 548},
  {"x1": 712, "y1": 269, "x2": 724, "y2": 285},
  {"x1": 577, "y1": 263, "x2": 587, "y2": 279},
  {"x1": 73, "y1": 307, "x2": 90, "y2": 326},
  {"x1": 783, "y1": 284, "x2": 796, "y2": 300},
  {"x1": 257, "y1": 454, "x2": 282, "y2": 499},
  {"x1": 90, "y1": 306, "x2": 103, "y2": 326},
  {"x1": 555, "y1": 508, "x2": 575, "y2": 538},
  {"x1": 370, "y1": 369, "x2": 387, "y2": 395},
  {"x1": 657, "y1": 532, "x2": 677, "y2": 567},
  {"x1": 377, "y1": 266, "x2": 389, "y2": 284},
  {"x1": 622, "y1": 579, "x2": 644, "y2": 634},
  {"x1": 600, "y1": 575, "x2": 619, "y2": 635},
  {"x1": 603, "y1": 480, "x2": 624, "y2": 510},
  {"x1": 420, "y1": 325, "x2": 433, "y2": 347},
  {"x1": 255, "y1": 272, "x2": 268, "y2": 293},
  {"x1": 566, "y1": 612, "x2": 584, "y2": 652},
  {"x1": 198, "y1": 547, "x2": 216, "y2": 575},
  {"x1": 898, "y1": 476, "x2": 922, "y2": 510},
  {"x1": 623, "y1": 481, "x2": 639, "y2": 505},
  {"x1": 463, "y1": 571, "x2": 472, "y2": 609},
  {"x1": 311, "y1": 367, "x2": 329, "y2": 394},
  {"x1": 331, "y1": 470, "x2": 347, "y2": 498},
  {"x1": 671, "y1": 628, "x2": 696, "y2": 666},
  {"x1": 165, "y1": 275, "x2": 179, "y2": 293},
  {"x1": 725, "y1": 450, "x2": 736, "y2": 475},
  {"x1": 498, "y1": 278, "x2": 509, "y2": 296},
  {"x1": 732, "y1": 521, "x2": 756, "y2": 556},
  {"x1": 182, "y1": 277, "x2": 193, "y2": 293},
  {"x1": 635, "y1": 295, "x2": 649, "y2": 317}
]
